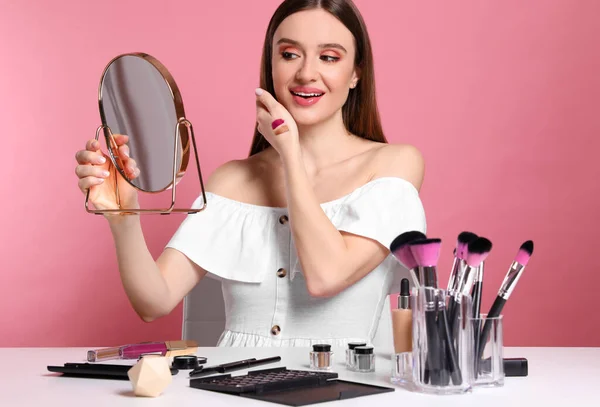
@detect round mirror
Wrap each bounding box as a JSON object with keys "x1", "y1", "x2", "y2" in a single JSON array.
[{"x1": 98, "y1": 53, "x2": 190, "y2": 193}]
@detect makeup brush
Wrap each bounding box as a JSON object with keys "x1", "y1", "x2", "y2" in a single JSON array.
[
  {"x1": 410, "y1": 238, "x2": 462, "y2": 386},
  {"x1": 409, "y1": 238, "x2": 443, "y2": 385},
  {"x1": 409, "y1": 238, "x2": 442, "y2": 288},
  {"x1": 471, "y1": 260, "x2": 486, "y2": 373},
  {"x1": 454, "y1": 232, "x2": 478, "y2": 289},
  {"x1": 448, "y1": 232, "x2": 478, "y2": 292},
  {"x1": 447, "y1": 232, "x2": 478, "y2": 330},
  {"x1": 471, "y1": 261, "x2": 485, "y2": 319},
  {"x1": 455, "y1": 237, "x2": 493, "y2": 306},
  {"x1": 476, "y1": 241, "x2": 534, "y2": 367},
  {"x1": 449, "y1": 234, "x2": 485, "y2": 334},
  {"x1": 390, "y1": 231, "x2": 427, "y2": 288},
  {"x1": 449, "y1": 236, "x2": 493, "y2": 376}
]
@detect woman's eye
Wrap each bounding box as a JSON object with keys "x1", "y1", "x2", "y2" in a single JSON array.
[
  {"x1": 321, "y1": 55, "x2": 339, "y2": 63},
  {"x1": 282, "y1": 51, "x2": 298, "y2": 60}
]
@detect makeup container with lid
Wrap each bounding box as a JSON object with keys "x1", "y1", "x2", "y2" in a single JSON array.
[
  {"x1": 353, "y1": 346, "x2": 375, "y2": 373},
  {"x1": 309, "y1": 344, "x2": 333, "y2": 371},
  {"x1": 346, "y1": 342, "x2": 367, "y2": 369}
]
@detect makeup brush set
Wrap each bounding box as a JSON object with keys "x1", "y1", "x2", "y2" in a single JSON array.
[{"x1": 389, "y1": 231, "x2": 533, "y2": 394}]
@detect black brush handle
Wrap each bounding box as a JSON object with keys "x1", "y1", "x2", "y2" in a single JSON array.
[
  {"x1": 436, "y1": 308, "x2": 450, "y2": 386},
  {"x1": 446, "y1": 296, "x2": 457, "y2": 336},
  {"x1": 472, "y1": 282, "x2": 483, "y2": 319},
  {"x1": 476, "y1": 296, "x2": 506, "y2": 371},
  {"x1": 471, "y1": 281, "x2": 483, "y2": 374},
  {"x1": 439, "y1": 338, "x2": 450, "y2": 386},
  {"x1": 440, "y1": 308, "x2": 462, "y2": 385},
  {"x1": 425, "y1": 310, "x2": 442, "y2": 385},
  {"x1": 447, "y1": 296, "x2": 461, "y2": 354}
]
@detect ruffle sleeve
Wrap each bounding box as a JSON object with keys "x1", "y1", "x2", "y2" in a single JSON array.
[
  {"x1": 290, "y1": 177, "x2": 427, "y2": 281},
  {"x1": 165, "y1": 192, "x2": 278, "y2": 283}
]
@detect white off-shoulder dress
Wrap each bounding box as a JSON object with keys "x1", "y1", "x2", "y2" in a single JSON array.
[{"x1": 166, "y1": 177, "x2": 426, "y2": 347}]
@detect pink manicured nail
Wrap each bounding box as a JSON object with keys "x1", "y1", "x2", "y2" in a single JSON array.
[{"x1": 271, "y1": 119, "x2": 284, "y2": 129}]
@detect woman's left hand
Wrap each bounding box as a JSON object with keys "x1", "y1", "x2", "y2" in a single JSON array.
[{"x1": 255, "y1": 88, "x2": 299, "y2": 157}]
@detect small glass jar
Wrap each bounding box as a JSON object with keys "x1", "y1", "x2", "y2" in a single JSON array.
[
  {"x1": 353, "y1": 346, "x2": 375, "y2": 373},
  {"x1": 310, "y1": 344, "x2": 333, "y2": 370},
  {"x1": 346, "y1": 342, "x2": 367, "y2": 370}
]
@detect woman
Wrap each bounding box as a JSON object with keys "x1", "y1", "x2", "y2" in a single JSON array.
[{"x1": 74, "y1": 0, "x2": 426, "y2": 347}]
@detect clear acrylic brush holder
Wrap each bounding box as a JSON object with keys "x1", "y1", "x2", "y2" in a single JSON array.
[{"x1": 411, "y1": 287, "x2": 474, "y2": 395}]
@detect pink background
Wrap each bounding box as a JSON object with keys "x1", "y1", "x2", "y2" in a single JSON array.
[{"x1": 1, "y1": 0, "x2": 598, "y2": 347}]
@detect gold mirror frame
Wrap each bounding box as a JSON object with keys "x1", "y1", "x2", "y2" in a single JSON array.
[{"x1": 85, "y1": 53, "x2": 207, "y2": 215}]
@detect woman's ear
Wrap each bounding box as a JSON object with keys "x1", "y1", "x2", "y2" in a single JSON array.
[{"x1": 350, "y1": 68, "x2": 361, "y2": 89}]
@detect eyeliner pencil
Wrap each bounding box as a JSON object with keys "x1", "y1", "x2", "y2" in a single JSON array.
[{"x1": 189, "y1": 356, "x2": 281, "y2": 378}]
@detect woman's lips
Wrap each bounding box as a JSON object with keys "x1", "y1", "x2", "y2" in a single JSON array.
[{"x1": 290, "y1": 90, "x2": 324, "y2": 107}]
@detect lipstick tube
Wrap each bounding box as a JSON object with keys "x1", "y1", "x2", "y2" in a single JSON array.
[{"x1": 87, "y1": 340, "x2": 198, "y2": 362}]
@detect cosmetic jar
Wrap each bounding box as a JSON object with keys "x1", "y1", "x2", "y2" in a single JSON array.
[
  {"x1": 352, "y1": 346, "x2": 375, "y2": 373},
  {"x1": 171, "y1": 355, "x2": 207, "y2": 370},
  {"x1": 310, "y1": 344, "x2": 333, "y2": 370},
  {"x1": 346, "y1": 342, "x2": 367, "y2": 369}
]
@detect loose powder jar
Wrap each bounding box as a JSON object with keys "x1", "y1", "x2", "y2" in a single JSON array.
[
  {"x1": 353, "y1": 346, "x2": 375, "y2": 373},
  {"x1": 309, "y1": 344, "x2": 333, "y2": 370},
  {"x1": 346, "y1": 342, "x2": 367, "y2": 370}
]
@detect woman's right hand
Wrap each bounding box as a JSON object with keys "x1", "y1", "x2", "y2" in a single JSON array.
[{"x1": 75, "y1": 134, "x2": 140, "y2": 214}]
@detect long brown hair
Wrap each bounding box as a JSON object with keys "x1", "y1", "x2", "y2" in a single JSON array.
[{"x1": 248, "y1": 0, "x2": 387, "y2": 157}]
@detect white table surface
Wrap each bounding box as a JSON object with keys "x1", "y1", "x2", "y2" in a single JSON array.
[{"x1": 1, "y1": 346, "x2": 598, "y2": 406}]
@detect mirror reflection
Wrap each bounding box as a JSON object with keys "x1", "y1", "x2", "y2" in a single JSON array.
[{"x1": 99, "y1": 55, "x2": 188, "y2": 192}]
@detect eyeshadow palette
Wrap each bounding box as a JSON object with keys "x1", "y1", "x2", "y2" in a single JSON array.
[
  {"x1": 190, "y1": 367, "x2": 394, "y2": 406},
  {"x1": 190, "y1": 367, "x2": 337, "y2": 393}
]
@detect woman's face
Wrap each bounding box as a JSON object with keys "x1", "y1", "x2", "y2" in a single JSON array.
[{"x1": 271, "y1": 9, "x2": 359, "y2": 127}]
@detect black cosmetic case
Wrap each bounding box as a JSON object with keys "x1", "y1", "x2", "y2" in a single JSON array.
[{"x1": 189, "y1": 366, "x2": 394, "y2": 406}]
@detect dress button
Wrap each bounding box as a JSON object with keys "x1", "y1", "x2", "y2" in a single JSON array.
[
  {"x1": 271, "y1": 325, "x2": 281, "y2": 336},
  {"x1": 278, "y1": 215, "x2": 289, "y2": 225},
  {"x1": 277, "y1": 268, "x2": 287, "y2": 278}
]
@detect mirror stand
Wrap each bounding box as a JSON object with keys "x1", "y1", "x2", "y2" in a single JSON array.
[{"x1": 85, "y1": 117, "x2": 208, "y2": 215}]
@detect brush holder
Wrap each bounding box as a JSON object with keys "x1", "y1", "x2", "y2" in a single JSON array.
[
  {"x1": 411, "y1": 287, "x2": 474, "y2": 395},
  {"x1": 472, "y1": 314, "x2": 504, "y2": 387}
]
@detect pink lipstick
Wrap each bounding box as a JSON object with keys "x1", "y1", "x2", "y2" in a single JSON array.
[{"x1": 87, "y1": 340, "x2": 198, "y2": 362}]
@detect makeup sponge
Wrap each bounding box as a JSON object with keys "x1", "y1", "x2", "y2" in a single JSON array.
[{"x1": 127, "y1": 356, "x2": 172, "y2": 397}]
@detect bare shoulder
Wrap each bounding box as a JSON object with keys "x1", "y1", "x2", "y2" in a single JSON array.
[
  {"x1": 204, "y1": 159, "x2": 252, "y2": 197},
  {"x1": 370, "y1": 143, "x2": 425, "y2": 191},
  {"x1": 203, "y1": 149, "x2": 275, "y2": 199}
]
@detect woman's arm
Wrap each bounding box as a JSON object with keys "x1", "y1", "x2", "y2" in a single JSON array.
[
  {"x1": 281, "y1": 144, "x2": 424, "y2": 298},
  {"x1": 254, "y1": 89, "x2": 424, "y2": 298},
  {"x1": 108, "y1": 160, "x2": 251, "y2": 322},
  {"x1": 108, "y1": 216, "x2": 207, "y2": 322}
]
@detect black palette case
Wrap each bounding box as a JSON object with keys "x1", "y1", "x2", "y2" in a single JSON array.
[{"x1": 189, "y1": 367, "x2": 394, "y2": 406}]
